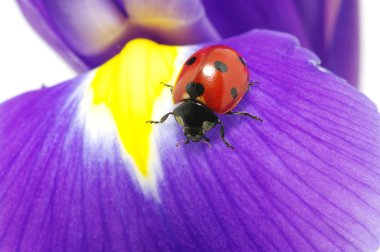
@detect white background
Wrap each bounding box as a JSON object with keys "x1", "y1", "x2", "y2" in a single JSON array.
[{"x1": 0, "y1": 1, "x2": 379, "y2": 108}]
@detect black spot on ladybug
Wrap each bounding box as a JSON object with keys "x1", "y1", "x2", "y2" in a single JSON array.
[
  {"x1": 214, "y1": 61, "x2": 228, "y2": 72},
  {"x1": 231, "y1": 88, "x2": 238, "y2": 99},
  {"x1": 186, "y1": 82, "x2": 205, "y2": 100},
  {"x1": 186, "y1": 57, "x2": 196, "y2": 65},
  {"x1": 238, "y1": 56, "x2": 246, "y2": 66}
]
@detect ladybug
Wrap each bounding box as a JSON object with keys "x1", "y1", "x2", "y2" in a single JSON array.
[{"x1": 147, "y1": 45, "x2": 262, "y2": 148}]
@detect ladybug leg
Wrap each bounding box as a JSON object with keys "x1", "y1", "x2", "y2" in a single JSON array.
[
  {"x1": 202, "y1": 136, "x2": 212, "y2": 148},
  {"x1": 160, "y1": 81, "x2": 173, "y2": 93},
  {"x1": 227, "y1": 111, "x2": 263, "y2": 123},
  {"x1": 146, "y1": 112, "x2": 173, "y2": 124},
  {"x1": 176, "y1": 138, "x2": 190, "y2": 147},
  {"x1": 203, "y1": 136, "x2": 211, "y2": 142},
  {"x1": 248, "y1": 81, "x2": 259, "y2": 90},
  {"x1": 217, "y1": 120, "x2": 234, "y2": 149}
]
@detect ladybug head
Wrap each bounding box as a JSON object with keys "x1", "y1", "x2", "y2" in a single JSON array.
[{"x1": 173, "y1": 100, "x2": 218, "y2": 143}]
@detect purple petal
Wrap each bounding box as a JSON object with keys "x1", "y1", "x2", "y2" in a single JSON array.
[
  {"x1": 17, "y1": 0, "x2": 219, "y2": 71},
  {"x1": 201, "y1": 0, "x2": 308, "y2": 45},
  {"x1": 1, "y1": 30, "x2": 380, "y2": 251},
  {"x1": 324, "y1": 0, "x2": 360, "y2": 86}
]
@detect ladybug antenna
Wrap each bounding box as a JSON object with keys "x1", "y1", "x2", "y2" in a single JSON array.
[
  {"x1": 202, "y1": 136, "x2": 212, "y2": 148},
  {"x1": 176, "y1": 138, "x2": 190, "y2": 147}
]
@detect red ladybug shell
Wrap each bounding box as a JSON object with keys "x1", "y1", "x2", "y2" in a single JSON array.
[{"x1": 173, "y1": 45, "x2": 249, "y2": 114}]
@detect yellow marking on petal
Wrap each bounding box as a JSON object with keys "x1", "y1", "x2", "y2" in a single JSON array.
[{"x1": 89, "y1": 39, "x2": 178, "y2": 180}]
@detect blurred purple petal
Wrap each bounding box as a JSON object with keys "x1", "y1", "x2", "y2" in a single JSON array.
[
  {"x1": 202, "y1": 0, "x2": 308, "y2": 45},
  {"x1": 17, "y1": 0, "x2": 219, "y2": 70},
  {"x1": 324, "y1": 0, "x2": 359, "y2": 86},
  {"x1": 1, "y1": 30, "x2": 379, "y2": 251}
]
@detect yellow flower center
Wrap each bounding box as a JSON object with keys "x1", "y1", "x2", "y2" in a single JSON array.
[{"x1": 86, "y1": 38, "x2": 181, "y2": 193}]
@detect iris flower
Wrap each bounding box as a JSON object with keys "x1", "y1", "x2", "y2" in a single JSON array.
[{"x1": 1, "y1": 0, "x2": 379, "y2": 251}]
